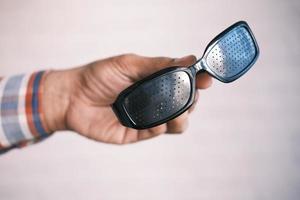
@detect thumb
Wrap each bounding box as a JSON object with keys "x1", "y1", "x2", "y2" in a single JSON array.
[
  {"x1": 172, "y1": 55, "x2": 198, "y2": 68},
  {"x1": 124, "y1": 54, "x2": 197, "y2": 80}
]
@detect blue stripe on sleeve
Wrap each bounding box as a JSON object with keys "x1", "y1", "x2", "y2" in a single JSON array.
[{"x1": 31, "y1": 71, "x2": 48, "y2": 137}]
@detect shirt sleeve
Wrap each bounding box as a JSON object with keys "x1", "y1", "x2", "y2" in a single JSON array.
[{"x1": 0, "y1": 71, "x2": 52, "y2": 153}]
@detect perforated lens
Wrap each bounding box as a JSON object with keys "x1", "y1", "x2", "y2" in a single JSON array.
[
  {"x1": 206, "y1": 26, "x2": 257, "y2": 79},
  {"x1": 123, "y1": 71, "x2": 191, "y2": 127}
]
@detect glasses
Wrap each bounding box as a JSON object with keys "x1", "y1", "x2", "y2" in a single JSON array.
[{"x1": 112, "y1": 21, "x2": 259, "y2": 129}]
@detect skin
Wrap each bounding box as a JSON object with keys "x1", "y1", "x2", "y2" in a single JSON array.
[{"x1": 42, "y1": 54, "x2": 212, "y2": 144}]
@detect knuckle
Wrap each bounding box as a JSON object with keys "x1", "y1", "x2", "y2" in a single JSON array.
[
  {"x1": 114, "y1": 140, "x2": 125, "y2": 145},
  {"x1": 119, "y1": 53, "x2": 137, "y2": 60},
  {"x1": 150, "y1": 124, "x2": 166, "y2": 135}
]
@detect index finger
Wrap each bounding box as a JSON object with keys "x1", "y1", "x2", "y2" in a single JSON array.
[{"x1": 196, "y1": 72, "x2": 213, "y2": 89}]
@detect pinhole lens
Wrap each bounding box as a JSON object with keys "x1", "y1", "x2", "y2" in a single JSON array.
[
  {"x1": 206, "y1": 26, "x2": 257, "y2": 80},
  {"x1": 123, "y1": 71, "x2": 192, "y2": 127}
]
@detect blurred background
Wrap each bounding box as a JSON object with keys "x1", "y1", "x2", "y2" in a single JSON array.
[{"x1": 0, "y1": 0, "x2": 299, "y2": 199}]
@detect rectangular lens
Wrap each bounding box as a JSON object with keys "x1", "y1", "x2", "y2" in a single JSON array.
[
  {"x1": 123, "y1": 71, "x2": 192, "y2": 127},
  {"x1": 205, "y1": 25, "x2": 258, "y2": 81}
]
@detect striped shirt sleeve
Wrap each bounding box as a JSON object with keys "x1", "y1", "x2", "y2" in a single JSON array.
[{"x1": 0, "y1": 71, "x2": 52, "y2": 153}]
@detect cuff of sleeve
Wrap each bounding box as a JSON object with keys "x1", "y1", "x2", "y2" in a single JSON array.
[{"x1": 0, "y1": 71, "x2": 53, "y2": 152}]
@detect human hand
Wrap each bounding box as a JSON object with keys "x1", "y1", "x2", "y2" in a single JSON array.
[{"x1": 42, "y1": 54, "x2": 212, "y2": 144}]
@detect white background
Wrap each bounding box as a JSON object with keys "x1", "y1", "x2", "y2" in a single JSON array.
[{"x1": 0, "y1": 0, "x2": 300, "y2": 199}]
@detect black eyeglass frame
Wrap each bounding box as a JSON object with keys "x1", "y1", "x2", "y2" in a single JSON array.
[{"x1": 112, "y1": 21, "x2": 259, "y2": 129}]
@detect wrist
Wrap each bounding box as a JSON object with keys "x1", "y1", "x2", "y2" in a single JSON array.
[{"x1": 42, "y1": 68, "x2": 82, "y2": 132}]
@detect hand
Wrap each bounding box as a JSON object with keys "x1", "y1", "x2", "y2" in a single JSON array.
[{"x1": 42, "y1": 54, "x2": 212, "y2": 144}]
